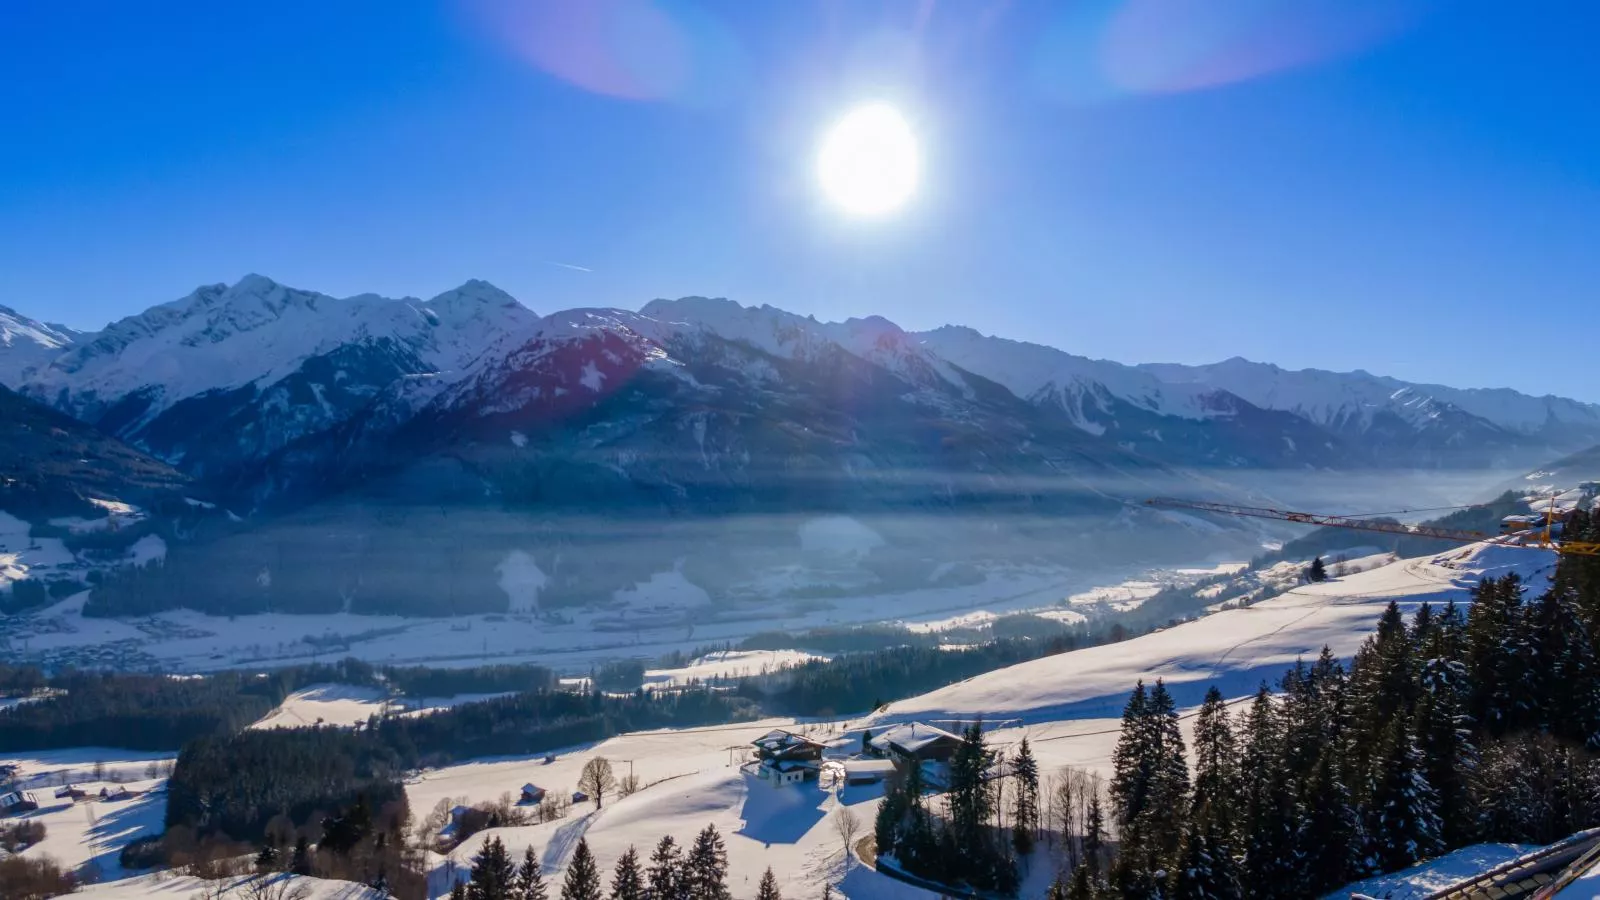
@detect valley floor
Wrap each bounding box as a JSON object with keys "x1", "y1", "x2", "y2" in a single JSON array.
[{"x1": 3, "y1": 561, "x2": 1242, "y2": 675}]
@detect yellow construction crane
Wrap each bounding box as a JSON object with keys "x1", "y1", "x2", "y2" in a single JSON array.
[{"x1": 1144, "y1": 497, "x2": 1600, "y2": 558}]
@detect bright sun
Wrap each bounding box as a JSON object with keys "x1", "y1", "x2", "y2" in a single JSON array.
[{"x1": 817, "y1": 103, "x2": 920, "y2": 216}]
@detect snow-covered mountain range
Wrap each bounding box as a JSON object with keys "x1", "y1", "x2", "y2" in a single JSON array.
[
  {"x1": 3, "y1": 274, "x2": 1597, "y2": 618},
  {"x1": 7, "y1": 275, "x2": 1596, "y2": 479}
]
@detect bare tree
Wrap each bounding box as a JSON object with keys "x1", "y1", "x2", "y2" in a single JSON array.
[
  {"x1": 833, "y1": 804, "x2": 861, "y2": 855},
  {"x1": 1052, "y1": 771, "x2": 1077, "y2": 868},
  {"x1": 619, "y1": 773, "x2": 642, "y2": 798},
  {"x1": 578, "y1": 758, "x2": 618, "y2": 809}
]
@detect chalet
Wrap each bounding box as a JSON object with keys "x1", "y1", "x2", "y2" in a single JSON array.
[
  {"x1": 99, "y1": 786, "x2": 137, "y2": 802},
  {"x1": 868, "y1": 722, "x2": 965, "y2": 764},
  {"x1": 750, "y1": 729, "x2": 826, "y2": 787},
  {"x1": 54, "y1": 785, "x2": 88, "y2": 802},
  {"x1": 571, "y1": 790, "x2": 589, "y2": 804},
  {"x1": 0, "y1": 791, "x2": 38, "y2": 815},
  {"x1": 521, "y1": 783, "x2": 547, "y2": 805},
  {"x1": 1502, "y1": 514, "x2": 1543, "y2": 534}
]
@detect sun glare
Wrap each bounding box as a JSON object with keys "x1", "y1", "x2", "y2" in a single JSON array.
[{"x1": 817, "y1": 103, "x2": 920, "y2": 217}]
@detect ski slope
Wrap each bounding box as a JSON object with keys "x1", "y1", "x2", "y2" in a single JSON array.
[{"x1": 872, "y1": 543, "x2": 1556, "y2": 724}]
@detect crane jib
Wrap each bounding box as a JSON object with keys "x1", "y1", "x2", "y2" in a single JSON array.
[{"x1": 1143, "y1": 498, "x2": 1600, "y2": 558}]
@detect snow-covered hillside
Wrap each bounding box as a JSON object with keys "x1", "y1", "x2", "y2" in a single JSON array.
[{"x1": 872, "y1": 542, "x2": 1556, "y2": 724}]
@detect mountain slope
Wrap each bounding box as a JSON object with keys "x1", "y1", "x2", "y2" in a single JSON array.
[
  {"x1": 916, "y1": 325, "x2": 1361, "y2": 469},
  {"x1": 23, "y1": 275, "x2": 541, "y2": 480},
  {"x1": 1141, "y1": 357, "x2": 1600, "y2": 467},
  {"x1": 0, "y1": 383, "x2": 187, "y2": 517},
  {"x1": 0, "y1": 303, "x2": 83, "y2": 387}
]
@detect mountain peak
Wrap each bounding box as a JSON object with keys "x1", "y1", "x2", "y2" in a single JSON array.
[{"x1": 428, "y1": 279, "x2": 523, "y2": 310}]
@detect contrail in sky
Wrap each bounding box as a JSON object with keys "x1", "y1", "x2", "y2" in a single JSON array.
[{"x1": 546, "y1": 261, "x2": 593, "y2": 273}]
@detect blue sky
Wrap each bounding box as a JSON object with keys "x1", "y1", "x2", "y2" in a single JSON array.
[{"x1": 2, "y1": 0, "x2": 1597, "y2": 399}]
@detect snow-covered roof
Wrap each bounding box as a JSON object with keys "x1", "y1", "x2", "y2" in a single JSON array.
[
  {"x1": 842, "y1": 759, "x2": 898, "y2": 776},
  {"x1": 869, "y1": 722, "x2": 963, "y2": 755},
  {"x1": 751, "y1": 729, "x2": 825, "y2": 755},
  {"x1": 521, "y1": 783, "x2": 544, "y2": 795}
]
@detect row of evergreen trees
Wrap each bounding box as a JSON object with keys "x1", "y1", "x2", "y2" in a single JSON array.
[
  {"x1": 451, "y1": 826, "x2": 758, "y2": 900},
  {"x1": 1058, "y1": 525, "x2": 1600, "y2": 899}
]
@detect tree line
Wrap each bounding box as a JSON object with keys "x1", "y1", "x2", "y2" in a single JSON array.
[
  {"x1": 450, "y1": 825, "x2": 747, "y2": 900},
  {"x1": 0, "y1": 658, "x2": 557, "y2": 752},
  {"x1": 162, "y1": 686, "x2": 756, "y2": 847}
]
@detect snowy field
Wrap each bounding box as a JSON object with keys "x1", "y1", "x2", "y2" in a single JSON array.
[
  {"x1": 74, "y1": 872, "x2": 382, "y2": 900},
  {"x1": 0, "y1": 751, "x2": 172, "y2": 884},
  {"x1": 409, "y1": 717, "x2": 946, "y2": 900},
  {"x1": 248, "y1": 684, "x2": 516, "y2": 730},
  {"x1": 4, "y1": 557, "x2": 1245, "y2": 676},
  {"x1": 644, "y1": 650, "x2": 829, "y2": 687}
]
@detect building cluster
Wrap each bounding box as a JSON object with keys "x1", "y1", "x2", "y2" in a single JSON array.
[{"x1": 746, "y1": 721, "x2": 977, "y2": 792}]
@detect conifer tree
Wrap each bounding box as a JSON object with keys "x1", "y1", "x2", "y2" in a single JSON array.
[
  {"x1": 1111, "y1": 681, "x2": 1152, "y2": 839},
  {"x1": 1415, "y1": 654, "x2": 1477, "y2": 847},
  {"x1": 645, "y1": 836, "x2": 681, "y2": 900},
  {"x1": 1531, "y1": 588, "x2": 1600, "y2": 748},
  {"x1": 255, "y1": 840, "x2": 279, "y2": 873},
  {"x1": 1308, "y1": 557, "x2": 1328, "y2": 583},
  {"x1": 684, "y1": 825, "x2": 729, "y2": 900},
  {"x1": 948, "y1": 722, "x2": 995, "y2": 847},
  {"x1": 291, "y1": 836, "x2": 312, "y2": 876},
  {"x1": 471, "y1": 836, "x2": 518, "y2": 900},
  {"x1": 1464, "y1": 574, "x2": 1530, "y2": 731},
  {"x1": 874, "y1": 774, "x2": 903, "y2": 857},
  {"x1": 1300, "y1": 752, "x2": 1364, "y2": 893},
  {"x1": 453, "y1": 883, "x2": 470, "y2": 900},
  {"x1": 1370, "y1": 715, "x2": 1443, "y2": 873},
  {"x1": 755, "y1": 867, "x2": 781, "y2": 900},
  {"x1": 1011, "y1": 737, "x2": 1040, "y2": 856},
  {"x1": 518, "y1": 845, "x2": 548, "y2": 900},
  {"x1": 1430, "y1": 600, "x2": 1468, "y2": 663},
  {"x1": 1066, "y1": 863, "x2": 1098, "y2": 900},
  {"x1": 560, "y1": 839, "x2": 603, "y2": 900},
  {"x1": 1144, "y1": 680, "x2": 1192, "y2": 867},
  {"x1": 1173, "y1": 820, "x2": 1242, "y2": 900},
  {"x1": 1191, "y1": 687, "x2": 1240, "y2": 840},
  {"x1": 1083, "y1": 792, "x2": 1107, "y2": 877},
  {"x1": 1349, "y1": 602, "x2": 1418, "y2": 758},
  {"x1": 1239, "y1": 686, "x2": 1300, "y2": 899},
  {"x1": 608, "y1": 846, "x2": 644, "y2": 900}
]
